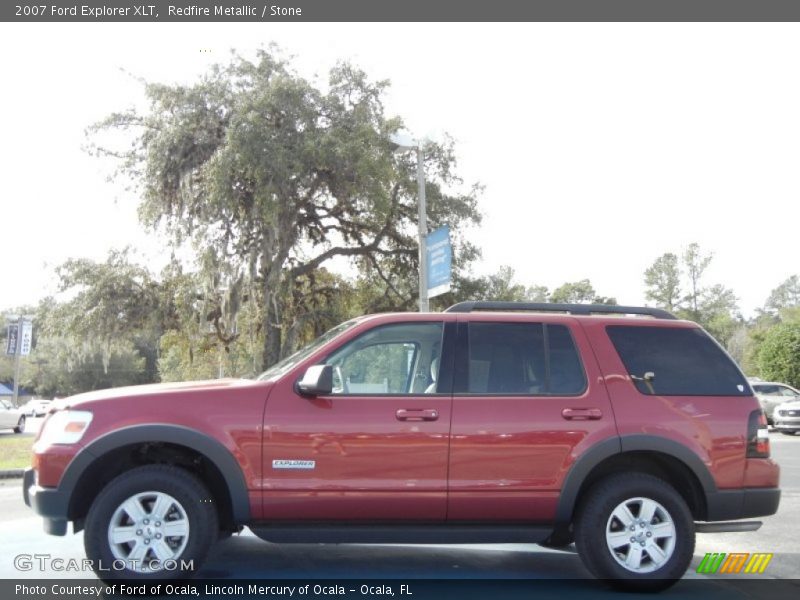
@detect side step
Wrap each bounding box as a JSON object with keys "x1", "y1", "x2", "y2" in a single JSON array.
[
  {"x1": 695, "y1": 521, "x2": 762, "y2": 533},
  {"x1": 250, "y1": 524, "x2": 553, "y2": 544}
]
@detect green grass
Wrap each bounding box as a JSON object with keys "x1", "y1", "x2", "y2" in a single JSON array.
[{"x1": 0, "y1": 435, "x2": 33, "y2": 470}]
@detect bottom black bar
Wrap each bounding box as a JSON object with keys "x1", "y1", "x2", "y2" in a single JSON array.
[{"x1": 3, "y1": 579, "x2": 800, "y2": 600}]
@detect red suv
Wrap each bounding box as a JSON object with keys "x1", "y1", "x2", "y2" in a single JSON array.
[{"x1": 23, "y1": 302, "x2": 780, "y2": 591}]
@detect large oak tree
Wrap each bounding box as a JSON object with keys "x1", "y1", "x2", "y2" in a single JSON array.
[{"x1": 90, "y1": 50, "x2": 481, "y2": 368}]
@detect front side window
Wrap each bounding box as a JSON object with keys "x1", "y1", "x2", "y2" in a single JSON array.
[
  {"x1": 324, "y1": 322, "x2": 444, "y2": 395},
  {"x1": 607, "y1": 325, "x2": 750, "y2": 396},
  {"x1": 466, "y1": 322, "x2": 586, "y2": 395},
  {"x1": 257, "y1": 319, "x2": 360, "y2": 381}
]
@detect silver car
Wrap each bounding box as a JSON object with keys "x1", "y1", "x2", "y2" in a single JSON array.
[
  {"x1": 0, "y1": 398, "x2": 25, "y2": 433},
  {"x1": 751, "y1": 381, "x2": 800, "y2": 424},
  {"x1": 773, "y1": 400, "x2": 800, "y2": 435}
]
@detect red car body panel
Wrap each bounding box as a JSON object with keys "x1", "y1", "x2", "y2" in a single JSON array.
[
  {"x1": 578, "y1": 319, "x2": 769, "y2": 490},
  {"x1": 448, "y1": 314, "x2": 617, "y2": 522},
  {"x1": 260, "y1": 314, "x2": 455, "y2": 521},
  {"x1": 35, "y1": 379, "x2": 269, "y2": 507}
]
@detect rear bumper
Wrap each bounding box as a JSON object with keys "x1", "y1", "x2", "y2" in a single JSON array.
[
  {"x1": 23, "y1": 468, "x2": 69, "y2": 535},
  {"x1": 706, "y1": 487, "x2": 781, "y2": 521}
]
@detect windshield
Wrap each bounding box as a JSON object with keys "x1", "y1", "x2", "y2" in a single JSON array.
[{"x1": 255, "y1": 319, "x2": 360, "y2": 381}]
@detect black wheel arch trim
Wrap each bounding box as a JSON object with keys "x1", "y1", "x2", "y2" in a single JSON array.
[
  {"x1": 555, "y1": 434, "x2": 717, "y2": 525},
  {"x1": 62, "y1": 424, "x2": 250, "y2": 524}
]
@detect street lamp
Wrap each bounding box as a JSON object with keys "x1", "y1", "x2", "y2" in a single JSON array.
[{"x1": 390, "y1": 132, "x2": 429, "y2": 312}]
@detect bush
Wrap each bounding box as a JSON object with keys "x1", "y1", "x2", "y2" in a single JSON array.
[{"x1": 757, "y1": 322, "x2": 800, "y2": 388}]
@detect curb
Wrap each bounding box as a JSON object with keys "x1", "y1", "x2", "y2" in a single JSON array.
[{"x1": 0, "y1": 469, "x2": 25, "y2": 479}]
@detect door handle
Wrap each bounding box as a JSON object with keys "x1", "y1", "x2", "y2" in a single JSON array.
[
  {"x1": 396, "y1": 409, "x2": 439, "y2": 421},
  {"x1": 561, "y1": 408, "x2": 602, "y2": 420}
]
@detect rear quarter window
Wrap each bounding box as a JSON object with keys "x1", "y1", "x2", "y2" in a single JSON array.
[{"x1": 606, "y1": 325, "x2": 750, "y2": 396}]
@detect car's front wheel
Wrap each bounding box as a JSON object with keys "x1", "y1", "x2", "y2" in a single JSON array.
[
  {"x1": 84, "y1": 465, "x2": 218, "y2": 581},
  {"x1": 13, "y1": 416, "x2": 25, "y2": 434},
  {"x1": 574, "y1": 472, "x2": 694, "y2": 592}
]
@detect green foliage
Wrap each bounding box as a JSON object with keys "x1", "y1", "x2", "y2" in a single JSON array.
[
  {"x1": 49, "y1": 249, "x2": 162, "y2": 377},
  {"x1": 765, "y1": 275, "x2": 800, "y2": 314},
  {"x1": 550, "y1": 279, "x2": 616, "y2": 305},
  {"x1": 643, "y1": 244, "x2": 740, "y2": 347},
  {"x1": 89, "y1": 48, "x2": 482, "y2": 369},
  {"x1": 644, "y1": 253, "x2": 681, "y2": 311},
  {"x1": 757, "y1": 322, "x2": 800, "y2": 388},
  {"x1": 683, "y1": 242, "x2": 712, "y2": 319}
]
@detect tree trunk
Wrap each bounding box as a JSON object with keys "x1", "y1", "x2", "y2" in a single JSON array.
[{"x1": 261, "y1": 288, "x2": 283, "y2": 370}]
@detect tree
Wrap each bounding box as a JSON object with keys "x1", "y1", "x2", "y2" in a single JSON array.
[
  {"x1": 765, "y1": 275, "x2": 800, "y2": 314},
  {"x1": 49, "y1": 249, "x2": 163, "y2": 379},
  {"x1": 90, "y1": 50, "x2": 481, "y2": 369},
  {"x1": 682, "y1": 243, "x2": 712, "y2": 320},
  {"x1": 644, "y1": 253, "x2": 681, "y2": 311},
  {"x1": 757, "y1": 322, "x2": 800, "y2": 388},
  {"x1": 550, "y1": 279, "x2": 616, "y2": 305},
  {"x1": 695, "y1": 283, "x2": 741, "y2": 347},
  {"x1": 470, "y1": 266, "x2": 530, "y2": 301}
]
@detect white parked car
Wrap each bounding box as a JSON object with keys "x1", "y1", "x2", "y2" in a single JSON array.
[
  {"x1": 0, "y1": 399, "x2": 25, "y2": 433},
  {"x1": 750, "y1": 381, "x2": 800, "y2": 424},
  {"x1": 21, "y1": 398, "x2": 52, "y2": 417},
  {"x1": 773, "y1": 399, "x2": 800, "y2": 436}
]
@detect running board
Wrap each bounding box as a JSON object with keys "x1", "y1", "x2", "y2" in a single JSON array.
[
  {"x1": 695, "y1": 521, "x2": 762, "y2": 533},
  {"x1": 250, "y1": 524, "x2": 553, "y2": 544}
]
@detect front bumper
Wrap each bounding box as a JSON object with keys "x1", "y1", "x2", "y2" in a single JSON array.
[
  {"x1": 23, "y1": 468, "x2": 69, "y2": 535},
  {"x1": 773, "y1": 417, "x2": 800, "y2": 431}
]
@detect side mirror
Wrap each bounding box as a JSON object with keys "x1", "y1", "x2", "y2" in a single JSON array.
[{"x1": 297, "y1": 365, "x2": 333, "y2": 396}]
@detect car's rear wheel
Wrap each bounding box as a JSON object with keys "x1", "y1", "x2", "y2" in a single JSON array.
[
  {"x1": 780, "y1": 430, "x2": 797, "y2": 436},
  {"x1": 13, "y1": 416, "x2": 25, "y2": 434},
  {"x1": 574, "y1": 472, "x2": 694, "y2": 592},
  {"x1": 84, "y1": 465, "x2": 218, "y2": 581}
]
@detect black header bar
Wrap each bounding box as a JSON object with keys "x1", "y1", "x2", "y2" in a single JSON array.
[{"x1": 5, "y1": 0, "x2": 800, "y2": 23}]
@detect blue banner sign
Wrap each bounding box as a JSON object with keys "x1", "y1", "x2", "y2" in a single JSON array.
[{"x1": 426, "y1": 226, "x2": 452, "y2": 299}]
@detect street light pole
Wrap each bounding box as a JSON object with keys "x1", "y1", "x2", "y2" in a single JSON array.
[
  {"x1": 416, "y1": 144, "x2": 429, "y2": 313},
  {"x1": 12, "y1": 323, "x2": 22, "y2": 407},
  {"x1": 390, "y1": 132, "x2": 429, "y2": 313}
]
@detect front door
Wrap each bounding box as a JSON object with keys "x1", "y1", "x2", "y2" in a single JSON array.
[{"x1": 262, "y1": 320, "x2": 454, "y2": 521}]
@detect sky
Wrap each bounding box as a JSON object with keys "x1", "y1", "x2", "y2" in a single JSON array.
[{"x1": 1, "y1": 22, "x2": 798, "y2": 318}]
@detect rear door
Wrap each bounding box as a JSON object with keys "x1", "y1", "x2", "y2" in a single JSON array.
[{"x1": 447, "y1": 315, "x2": 616, "y2": 522}]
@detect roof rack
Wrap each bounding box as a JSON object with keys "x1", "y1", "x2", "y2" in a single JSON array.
[{"x1": 444, "y1": 301, "x2": 677, "y2": 320}]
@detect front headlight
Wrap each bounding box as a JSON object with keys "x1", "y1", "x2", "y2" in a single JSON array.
[{"x1": 38, "y1": 410, "x2": 93, "y2": 445}]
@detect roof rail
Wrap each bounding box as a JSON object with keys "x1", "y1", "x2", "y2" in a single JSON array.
[{"x1": 444, "y1": 301, "x2": 677, "y2": 320}]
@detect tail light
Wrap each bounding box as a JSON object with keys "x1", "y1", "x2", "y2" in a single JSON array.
[{"x1": 746, "y1": 410, "x2": 770, "y2": 458}]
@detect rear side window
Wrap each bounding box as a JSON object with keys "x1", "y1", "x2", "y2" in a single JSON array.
[
  {"x1": 606, "y1": 325, "x2": 750, "y2": 396},
  {"x1": 466, "y1": 322, "x2": 586, "y2": 395}
]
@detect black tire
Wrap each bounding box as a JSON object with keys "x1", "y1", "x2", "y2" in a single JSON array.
[
  {"x1": 13, "y1": 416, "x2": 25, "y2": 434},
  {"x1": 780, "y1": 431, "x2": 797, "y2": 436},
  {"x1": 574, "y1": 472, "x2": 694, "y2": 592},
  {"x1": 84, "y1": 465, "x2": 218, "y2": 581}
]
